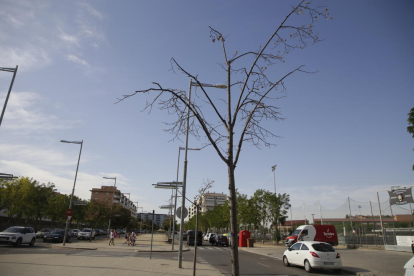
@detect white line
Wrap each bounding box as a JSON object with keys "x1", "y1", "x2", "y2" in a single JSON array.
[{"x1": 258, "y1": 263, "x2": 270, "y2": 268}]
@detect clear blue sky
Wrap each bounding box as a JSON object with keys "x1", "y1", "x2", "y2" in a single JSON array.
[{"x1": 1, "y1": 0, "x2": 413, "y2": 220}]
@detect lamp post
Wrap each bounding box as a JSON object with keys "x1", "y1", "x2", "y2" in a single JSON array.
[
  {"x1": 0, "y1": 66, "x2": 18, "y2": 128},
  {"x1": 173, "y1": 146, "x2": 200, "y2": 250},
  {"x1": 178, "y1": 80, "x2": 227, "y2": 268},
  {"x1": 271, "y1": 165, "x2": 279, "y2": 244},
  {"x1": 311, "y1": 214, "x2": 315, "y2": 225},
  {"x1": 103, "y1": 176, "x2": 117, "y2": 234},
  {"x1": 60, "y1": 139, "x2": 83, "y2": 246}
]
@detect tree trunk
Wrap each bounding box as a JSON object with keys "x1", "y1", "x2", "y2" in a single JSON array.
[{"x1": 228, "y1": 161, "x2": 239, "y2": 276}]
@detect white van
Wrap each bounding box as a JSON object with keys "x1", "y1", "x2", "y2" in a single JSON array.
[{"x1": 204, "y1": 232, "x2": 216, "y2": 242}]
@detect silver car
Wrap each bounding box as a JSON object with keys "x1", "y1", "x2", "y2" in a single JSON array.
[{"x1": 77, "y1": 228, "x2": 96, "y2": 240}]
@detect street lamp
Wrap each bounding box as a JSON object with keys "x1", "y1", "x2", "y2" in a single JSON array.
[
  {"x1": 178, "y1": 80, "x2": 226, "y2": 268},
  {"x1": 271, "y1": 165, "x2": 279, "y2": 244},
  {"x1": 60, "y1": 139, "x2": 83, "y2": 246},
  {"x1": 0, "y1": 66, "x2": 18, "y2": 128},
  {"x1": 103, "y1": 176, "x2": 117, "y2": 234},
  {"x1": 173, "y1": 146, "x2": 200, "y2": 250}
]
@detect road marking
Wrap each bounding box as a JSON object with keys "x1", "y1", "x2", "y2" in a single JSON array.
[{"x1": 258, "y1": 262, "x2": 270, "y2": 268}]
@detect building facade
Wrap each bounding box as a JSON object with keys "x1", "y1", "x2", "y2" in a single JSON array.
[
  {"x1": 90, "y1": 186, "x2": 137, "y2": 215},
  {"x1": 138, "y1": 212, "x2": 169, "y2": 229},
  {"x1": 188, "y1": 192, "x2": 227, "y2": 219}
]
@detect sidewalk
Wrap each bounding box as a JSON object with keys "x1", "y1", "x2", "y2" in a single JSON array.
[{"x1": 0, "y1": 234, "x2": 224, "y2": 276}]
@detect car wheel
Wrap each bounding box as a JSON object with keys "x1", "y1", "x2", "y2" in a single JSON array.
[
  {"x1": 283, "y1": 256, "x2": 290, "y2": 267},
  {"x1": 29, "y1": 238, "x2": 35, "y2": 246},
  {"x1": 333, "y1": 269, "x2": 341, "y2": 274},
  {"x1": 14, "y1": 238, "x2": 22, "y2": 247},
  {"x1": 304, "y1": 260, "x2": 312, "y2": 272}
]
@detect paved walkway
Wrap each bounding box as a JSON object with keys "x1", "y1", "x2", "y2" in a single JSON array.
[{"x1": 0, "y1": 234, "x2": 223, "y2": 276}]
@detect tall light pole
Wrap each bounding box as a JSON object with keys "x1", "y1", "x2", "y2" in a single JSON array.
[
  {"x1": 271, "y1": 165, "x2": 278, "y2": 244},
  {"x1": 0, "y1": 66, "x2": 18, "y2": 128},
  {"x1": 173, "y1": 146, "x2": 200, "y2": 250},
  {"x1": 103, "y1": 176, "x2": 117, "y2": 234},
  {"x1": 60, "y1": 139, "x2": 83, "y2": 246},
  {"x1": 178, "y1": 79, "x2": 226, "y2": 268}
]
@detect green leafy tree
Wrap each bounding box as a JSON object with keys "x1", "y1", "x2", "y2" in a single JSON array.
[{"x1": 85, "y1": 200, "x2": 110, "y2": 229}]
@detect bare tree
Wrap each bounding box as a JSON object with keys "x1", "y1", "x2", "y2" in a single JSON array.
[{"x1": 118, "y1": 1, "x2": 331, "y2": 274}]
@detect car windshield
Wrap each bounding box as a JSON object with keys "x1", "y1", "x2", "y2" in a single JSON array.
[
  {"x1": 40, "y1": 229, "x2": 49, "y2": 232},
  {"x1": 312, "y1": 243, "x2": 335, "y2": 252},
  {"x1": 51, "y1": 230, "x2": 64, "y2": 234},
  {"x1": 4, "y1": 227, "x2": 24, "y2": 233},
  {"x1": 291, "y1": 229, "x2": 301, "y2": 237},
  {"x1": 82, "y1": 229, "x2": 91, "y2": 232}
]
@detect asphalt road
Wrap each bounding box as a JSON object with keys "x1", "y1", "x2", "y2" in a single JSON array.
[
  {"x1": 1, "y1": 235, "x2": 411, "y2": 276},
  {"x1": 184, "y1": 243, "x2": 350, "y2": 276}
]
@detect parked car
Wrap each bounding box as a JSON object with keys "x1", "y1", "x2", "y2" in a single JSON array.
[
  {"x1": 209, "y1": 234, "x2": 216, "y2": 244},
  {"x1": 0, "y1": 226, "x2": 36, "y2": 247},
  {"x1": 77, "y1": 228, "x2": 96, "y2": 240},
  {"x1": 204, "y1": 232, "x2": 216, "y2": 242},
  {"x1": 187, "y1": 230, "x2": 203, "y2": 246},
  {"x1": 179, "y1": 232, "x2": 188, "y2": 241},
  {"x1": 67, "y1": 229, "x2": 74, "y2": 237},
  {"x1": 95, "y1": 229, "x2": 103, "y2": 236},
  {"x1": 72, "y1": 229, "x2": 80, "y2": 237},
  {"x1": 404, "y1": 256, "x2": 414, "y2": 276},
  {"x1": 212, "y1": 234, "x2": 229, "y2": 247},
  {"x1": 36, "y1": 228, "x2": 52, "y2": 239},
  {"x1": 43, "y1": 229, "x2": 70, "y2": 243},
  {"x1": 285, "y1": 225, "x2": 338, "y2": 247},
  {"x1": 283, "y1": 241, "x2": 342, "y2": 273}
]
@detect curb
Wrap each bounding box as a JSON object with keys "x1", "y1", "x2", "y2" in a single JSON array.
[{"x1": 51, "y1": 245, "x2": 97, "y2": 250}]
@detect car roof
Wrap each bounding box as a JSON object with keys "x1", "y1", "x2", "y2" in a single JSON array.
[{"x1": 295, "y1": 241, "x2": 331, "y2": 245}]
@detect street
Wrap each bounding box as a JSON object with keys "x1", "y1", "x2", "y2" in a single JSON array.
[{"x1": 0, "y1": 234, "x2": 412, "y2": 276}]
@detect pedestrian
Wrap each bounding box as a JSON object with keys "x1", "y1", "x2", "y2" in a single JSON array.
[
  {"x1": 411, "y1": 240, "x2": 414, "y2": 255},
  {"x1": 131, "y1": 231, "x2": 136, "y2": 246},
  {"x1": 109, "y1": 230, "x2": 115, "y2": 246},
  {"x1": 124, "y1": 232, "x2": 128, "y2": 244}
]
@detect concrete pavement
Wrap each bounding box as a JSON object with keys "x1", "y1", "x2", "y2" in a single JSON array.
[{"x1": 0, "y1": 233, "x2": 223, "y2": 276}]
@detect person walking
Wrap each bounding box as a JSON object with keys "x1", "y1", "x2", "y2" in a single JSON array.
[{"x1": 109, "y1": 230, "x2": 115, "y2": 246}]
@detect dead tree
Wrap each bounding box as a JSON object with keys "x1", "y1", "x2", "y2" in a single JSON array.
[{"x1": 118, "y1": 1, "x2": 331, "y2": 275}]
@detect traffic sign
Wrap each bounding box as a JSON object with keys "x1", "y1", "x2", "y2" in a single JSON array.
[
  {"x1": 67, "y1": 216, "x2": 72, "y2": 221},
  {"x1": 176, "y1": 207, "x2": 188, "y2": 219},
  {"x1": 66, "y1": 209, "x2": 72, "y2": 216}
]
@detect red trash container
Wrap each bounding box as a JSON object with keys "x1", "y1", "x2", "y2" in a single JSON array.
[{"x1": 239, "y1": 230, "x2": 250, "y2": 247}]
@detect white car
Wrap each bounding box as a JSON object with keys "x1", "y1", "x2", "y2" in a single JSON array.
[
  {"x1": 283, "y1": 241, "x2": 342, "y2": 273},
  {"x1": 0, "y1": 226, "x2": 36, "y2": 247},
  {"x1": 404, "y1": 256, "x2": 414, "y2": 276},
  {"x1": 77, "y1": 228, "x2": 96, "y2": 240}
]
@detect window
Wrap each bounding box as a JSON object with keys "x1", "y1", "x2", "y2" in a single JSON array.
[
  {"x1": 95, "y1": 192, "x2": 99, "y2": 194},
  {"x1": 95, "y1": 198, "x2": 98, "y2": 200},
  {"x1": 301, "y1": 244, "x2": 309, "y2": 250},
  {"x1": 301, "y1": 229, "x2": 308, "y2": 236},
  {"x1": 106, "y1": 192, "x2": 109, "y2": 195},
  {"x1": 291, "y1": 243, "x2": 301, "y2": 251},
  {"x1": 312, "y1": 243, "x2": 335, "y2": 252}
]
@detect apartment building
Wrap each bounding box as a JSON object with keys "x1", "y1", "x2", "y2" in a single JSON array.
[
  {"x1": 188, "y1": 192, "x2": 227, "y2": 219},
  {"x1": 138, "y1": 212, "x2": 169, "y2": 228},
  {"x1": 90, "y1": 186, "x2": 137, "y2": 215}
]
